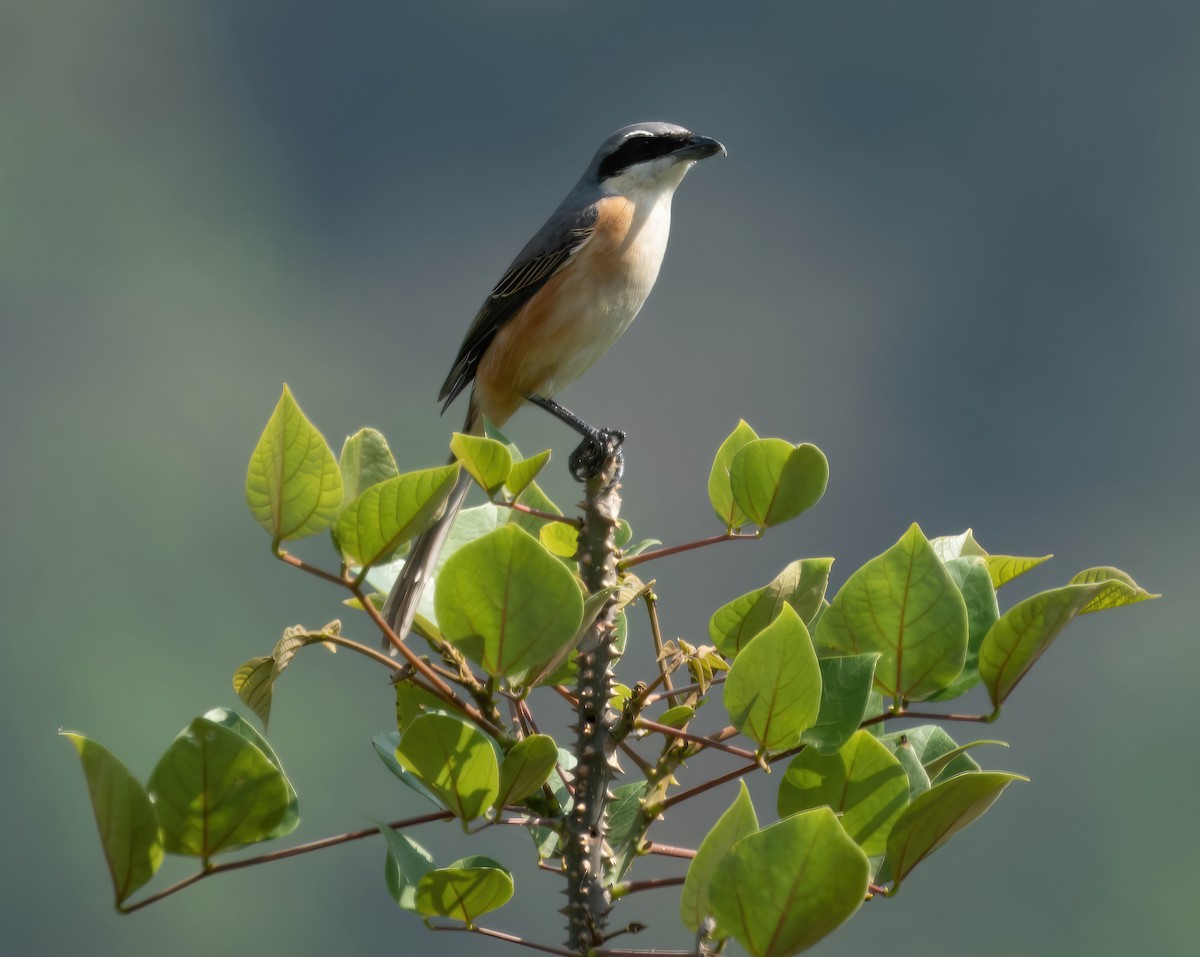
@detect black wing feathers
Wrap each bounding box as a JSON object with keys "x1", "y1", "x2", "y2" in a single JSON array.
[{"x1": 438, "y1": 203, "x2": 599, "y2": 410}]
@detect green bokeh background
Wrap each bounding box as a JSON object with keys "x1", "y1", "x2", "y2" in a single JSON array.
[{"x1": 6, "y1": 2, "x2": 1196, "y2": 955}]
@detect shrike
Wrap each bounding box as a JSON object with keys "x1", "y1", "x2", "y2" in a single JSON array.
[{"x1": 383, "y1": 121, "x2": 724, "y2": 641}]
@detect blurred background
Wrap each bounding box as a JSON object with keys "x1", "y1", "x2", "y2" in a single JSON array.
[{"x1": 4, "y1": 2, "x2": 1196, "y2": 954}]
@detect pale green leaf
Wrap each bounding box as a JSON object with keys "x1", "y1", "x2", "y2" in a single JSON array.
[
  {"x1": 245, "y1": 385, "x2": 343, "y2": 542},
  {"x1": 62, "y1": 733, "x2": 163, "y2": 906},
  {"x1": 709, "y1": 420, "x2": 759, "y2": 528},
  {"x1": 709, "y1": 807, "x2": 869, "y2": 956},
  {"x1": 778, "y1": 730, "x2": 908, "y2": 856},
  {"x1": 724, "y1": 605, "x2": 822, "y2": 751},
  {"x1": 680, "y1": 781, "x2": 758, "y2": 932},
  {"x1": 435, "y1": 524, "x2": 583, "y2": 682},
  {"x1": 816, "y1": 523, "x2": 967, "y2": 701},
  {"x1": 729, "y1": 438, "x2": 829, "y2": 529},
  {"x1": 396, "y1": 713, "x2": 499, "y2": 821}
]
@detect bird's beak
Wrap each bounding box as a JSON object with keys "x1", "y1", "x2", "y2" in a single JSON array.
[{"x1": 674, "y1": 134, "x2": 727, "y2": 162}]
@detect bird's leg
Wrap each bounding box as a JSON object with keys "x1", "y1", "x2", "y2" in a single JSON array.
[{"x1": 526, "y1": 394, "x2": 625, "y2": 484}]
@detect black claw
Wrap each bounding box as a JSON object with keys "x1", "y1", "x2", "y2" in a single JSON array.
[{"x1": 569, "y1": 428, "x2": 625, "y2": 484}]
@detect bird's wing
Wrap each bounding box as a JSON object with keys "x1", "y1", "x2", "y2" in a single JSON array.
[{"x1": 438, "y1": 201, "x2": 600, "y2": 410}]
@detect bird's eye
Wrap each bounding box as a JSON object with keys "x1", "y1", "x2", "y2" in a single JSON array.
[{"x1": 598, "y1": 135, "x2": 674, "y2": 178}]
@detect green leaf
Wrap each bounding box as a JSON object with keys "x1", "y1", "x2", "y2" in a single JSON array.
[
  {"x1": 524, "y1": 585, "x2": 619, "y2": 687},
  {"x1": 709, "y1": 807, "x2": 869, "y2": 957},
  {"x1": 927, "y1": 557, "x2": 998, "y2": 701},
  {"x1": 888, "y1": 737, "x2": 932, "y2": 800},
  {"x1": 710, "y1": 558, "x2": 834, "y2": 656},
  {"x1": 366, "y1": 501, "x2": 507, "y2": 626},
  {"x1": 985, "y1": 554, "x2": 1052, "y2": 588},
  {"x1": 435, "y1": 524, "x2": 584, "y2": 682},
  {"x1": 680, "y1": 781, "x2": 758, "y2": 932},
  {"x1": 245, "y1": 385, "x2": 343, "y2": 542},
  {"x1": 929, "y1": 528, "x2": 1051, "y2": 588},
  {"x1": 724, "y1": 605, "x2": 822, "y2": 752},
  {"x1": 494, "y1": 734, "x2": 558, "y2": 810},
  {"x1": 202, "y1": 707, "x2": 299, "y2": 841},
  {"x1": 147, "y1": 717, "x2": 290, "y2": 857},
  {"x1": 372, "y1": 731, "x2": 446, "y2": 809},
  {"x1": 415, "y1": 857, "x2": 514, "y2": 925},
  {"x1": 922, "y1": 739, "x2": 1006, "y2": 781},
  {"x1": 380, "y1": 825, "x2": 436, "y2": 911},
  {"x1": 395, "y1": 679, "x2": 451, "y2": 732},
  {"x1": 880, "y1": 725, "x2": 982, "y2": 787},
  {"x1": 886, "y1": 771, "x2": 1026, "y2": 888},
  {"x1": 505, "y1": 480, "x2": 562, "y2": 537},
  {"x1": 801, "y1": 654, "x2": 881, "y2": 754},
  {"x1": 816, "y1": 523, "x2": 968, "y2": 701},
  {"x1": 504, "y1": 449, "x2": 551, "y2": 498},
  {"x1": 979, "y1": 577, "x2": 1151, "y2": 708},
  {"x1": 606, "y1": 781, "x2": 649, "y2": 858},
  {"x1": 709, "y1": 420, "x2": 759, "y2": 528},
  {"x1": 232, "y1": 621, "x2": 337, "y2": 729},
  {"x1": 396, "y1": 713, "x2": 499, "y2": 821},
  {"x1": 339, "y1": 428, "x2": 399, "y2": 501},
  {"x1": 657, "y1": 705, "x2": 695, "y2": 728},
  {"x1": 334, "y1": 464, "x2": 461, "y2": 569},
  {"x1": 539, "y1": 519, "x2": 579, "y2": 558},
  {"x1": 1068, "y1": 566, "x2": 1159, "y2": 613},
  {"x1": 450, "y1": 433, "x2": 513, "y2": 496},
  {"x1": 62, "y1": 733, "x2": 163, "y2": 906},
  {"x1": 778, "y1": 730, "x2": 908, "y2": 856},
  {"x1": 729, "y1": 438, "x2": 829, "y2": 529}
]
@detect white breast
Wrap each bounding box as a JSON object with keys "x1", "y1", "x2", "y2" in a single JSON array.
[{"x1": 537, "y1": 166, "x2": 689, "y2": 396}]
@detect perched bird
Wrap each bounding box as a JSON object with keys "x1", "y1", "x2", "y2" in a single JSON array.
[{"x1": 383, "y1": 121, "x2": 725, "y2": 642}]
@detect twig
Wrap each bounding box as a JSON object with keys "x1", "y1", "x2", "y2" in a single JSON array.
[
  {"x1": 273, "y1": 549, "x2": 348, "y2": 587},
  {"x1": 644, "y1": 842, "x2": 696, "y2": 859},
  {"x1": 634, "y1": 719, "x2": 757, "y2": 761},
  {"x1": 319, "y1": 632, "x2": 406, "y2": 673},
  {"x1": 617, "y1": 740, "x2": 655, "y2": 777},
  {"x1": 497, "y1": 499, "x2": 582, "y2": 525},
  {"x1": 119, "y1": 810, "x2": 454, "y2": 913},
  {"x1": 619, "y1": 530, "x2": 758, "y2": 571},
  {"x1": 429, "y1": 923, "x2": 576, "y2": 956},
  {"x1": 860, "y1": 708, "x2": 992, "y2": 729},
  {"x1": 351, "y1": 582, "x2": 504, "y2": 737},
  {"x1": 660, "y1": 744, "x2": 804, "y2": 812},
  {"x1": 643, "y1": 588, "x2": 677, "y2": 708},
  {"x1": 614, "y1": 875, "x2": 686, "y2": 897},
  {"x1": 644, "y1": 676, "x2": 724, "y2": 704}
]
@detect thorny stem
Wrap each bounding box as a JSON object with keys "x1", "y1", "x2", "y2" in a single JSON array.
[
  {"x1": 119, "y1": 811, "x2": 455, "y2": 914},
  {"x1": 618, "y1": 530, "x2": 758, "y2": 571}
]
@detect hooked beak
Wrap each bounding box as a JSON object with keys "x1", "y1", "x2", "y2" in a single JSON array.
[{"x1": 674, "y1": 133, "x2": 727, "y2": 162}]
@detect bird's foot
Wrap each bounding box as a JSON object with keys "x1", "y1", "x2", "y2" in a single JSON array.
[{"x1": 569, "y1": 428, "x2": 625, "y2": 486}]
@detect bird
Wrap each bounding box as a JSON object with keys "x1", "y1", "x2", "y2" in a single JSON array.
[{"x1": 382, "y1": 121, "x2": 725, "y2": 643}]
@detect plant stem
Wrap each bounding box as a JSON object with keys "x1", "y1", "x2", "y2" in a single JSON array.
[
  {"x1": 643, "y1": 588, "x2": 677, "y2": 707},
  {"x1": 633, "y1": 719, "x2": 757, "y2": 761},
  {"x1": 618, "y1": 530, "x2": 758, "y2": 571},
  {"x1": 119, "y1": 810, "x2": 454, "y2": 914}
]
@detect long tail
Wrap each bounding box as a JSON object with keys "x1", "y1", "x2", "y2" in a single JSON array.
[{"x1": 381, "y1": 398, "x2": 480, "y2": 648}]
